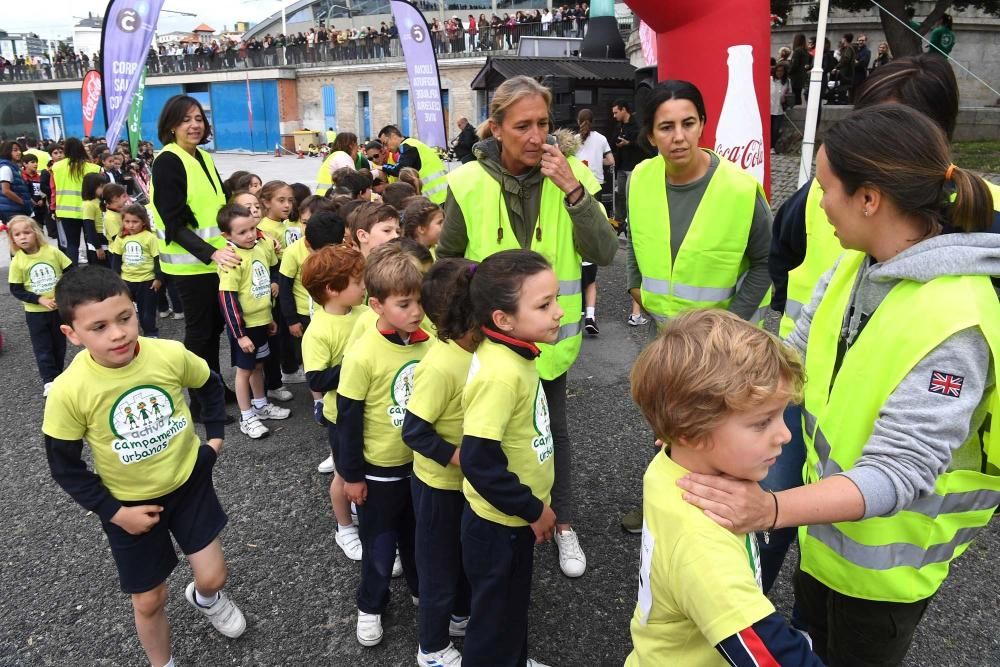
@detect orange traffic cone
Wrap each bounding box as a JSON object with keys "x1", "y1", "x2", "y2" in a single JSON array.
[{"x1": 274, "y1": 144, "x2": 281, "y2": 157}]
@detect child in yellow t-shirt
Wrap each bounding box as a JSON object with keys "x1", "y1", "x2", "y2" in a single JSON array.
[
  {"x1": 216, "y1": 203, "x2": 291, "y2": 441},
  {"x1": 256, "y1": 180, "x2": 295, "y2": 256},
  {"x1": 110, "y1": 204, "x2": 162, "y2": 338},
  {"x1": 455, "y1": 250, "x2": 559, "y2": 667},
  {"x1": 42, "y1": 265, "x2": 246, "y2": 667},
  {"x1": 81, "y1": 172, "x2": 109, "y2": 267},
  {"x1": 338, "y1": 242, "x2": 431, "y2": 648},
  {"x1": 626, "y1": 309, "x2": 821, "y2": 666},
  {"x1": 6, "y1": 215, "x2": 72, "y2": 394},
  {"x1": 300, "y1": 244, "x2": 368, "y2": 560},
  {"x1": 100, "y1": 182, "x2": 128, "y2": 242},
  {"x1": 400, "y1": 197, "x2": 444, "y2": 253},
  {"x1": 401, "y1": 258, "x2": 477, "y2": 665}
]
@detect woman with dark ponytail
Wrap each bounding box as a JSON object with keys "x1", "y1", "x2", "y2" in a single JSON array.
[{"x1": 680, "y1": 104, "x2": 1000, "y2": 666}]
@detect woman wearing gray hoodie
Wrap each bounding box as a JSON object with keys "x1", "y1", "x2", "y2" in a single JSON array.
[{"x1": 678, "y1": 104, "x2": 1000, "y2": 666}]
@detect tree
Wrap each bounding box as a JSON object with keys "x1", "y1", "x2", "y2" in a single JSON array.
[{"x1": 772, "y1": 1, "x2": 1000, "y2": 57}]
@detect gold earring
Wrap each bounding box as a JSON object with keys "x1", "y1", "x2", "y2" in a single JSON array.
[{"x1": 864, "y1": 208, "x2": 871, "y2": 217}]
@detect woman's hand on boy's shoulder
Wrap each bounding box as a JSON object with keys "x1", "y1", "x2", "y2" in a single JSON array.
[{"x1": 676, "y1": 473, "x2": 772, "y2": 535}]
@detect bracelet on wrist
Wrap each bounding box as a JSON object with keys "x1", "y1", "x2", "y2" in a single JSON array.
[
  {"x1": 762, "y1": 490, "x2": 779, "y2": 544},
  {"x1": 564, "y1": 182, "x2": 585, "y2": 206}
]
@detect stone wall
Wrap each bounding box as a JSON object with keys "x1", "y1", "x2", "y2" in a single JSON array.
[
  {"x1": 784, "y1": 105, "x2": 1000, "y2": 141},
  {"x1": 295, "y1": 59, "x2": 485, "y2": 143}
]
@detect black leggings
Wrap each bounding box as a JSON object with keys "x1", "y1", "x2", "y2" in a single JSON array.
[{"x1": 172, "y1": 272, "x2": 225, "y2": 408}]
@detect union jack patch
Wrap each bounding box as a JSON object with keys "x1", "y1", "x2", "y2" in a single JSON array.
[{"x1": 929, "y1": 371, "x2": 964, "y2": 398}]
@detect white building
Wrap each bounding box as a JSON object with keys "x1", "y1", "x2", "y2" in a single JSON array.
[{"x1": 72, "y1": 15, "x2": 102, "y2": 57}]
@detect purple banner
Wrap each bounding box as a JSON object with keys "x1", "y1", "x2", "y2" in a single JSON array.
[
  {"x1": 390, "y1": 0, "x2": 447, "y2": 149},
  {"x1": 101, "y1": 0, "x2": 164, "y2": 147}
]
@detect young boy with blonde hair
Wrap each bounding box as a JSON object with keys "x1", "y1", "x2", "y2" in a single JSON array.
[
  {"x1": 337, "y1": 242, "x2": 430, "y2": 647},
  {"x1": 626, "y1": 309, "x2": 821, "y2": 666},
  {"x1": 347, "y1": 202, "x2": 400, "y2": 257}
]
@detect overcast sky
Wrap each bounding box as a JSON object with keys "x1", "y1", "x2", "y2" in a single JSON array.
[{"x1": 3, "y1": 0, "x2": 277, "y2": 40}]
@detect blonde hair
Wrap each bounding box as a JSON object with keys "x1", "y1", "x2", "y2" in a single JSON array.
[
  {"x1": 630, "y1": 309, "x2": 804, "y2": 448},
  {"x1": 6, "y1": 215, "x2": 47, "y2": 256},
  {"x1": 477, "y1": 75, "x2": 553, "y2": 139},
  {"x1": 364, "y1": 241, "x2": 424, "y2": 301},
  {"x1": 398, "y1": 167, "x2": 422, "y2": 194}
]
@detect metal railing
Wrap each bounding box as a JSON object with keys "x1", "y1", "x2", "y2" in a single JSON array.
[{"x1": 0, "y1": 18, "x2": 635, "y2": 84}]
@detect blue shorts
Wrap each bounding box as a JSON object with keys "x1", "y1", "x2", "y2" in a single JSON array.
[
  {"x1": 227, "y1": 324, "x2": 271, "y2": 370},
  {"x1": 101, "y1": 444, "x2": 228, "y2": 594}
]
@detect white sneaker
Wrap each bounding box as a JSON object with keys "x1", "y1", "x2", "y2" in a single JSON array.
[
  {"x1": 449, "y1": 615, "x2": 469, "y2": 637},
  {"x1": 555, "y1": 527, "x2": 587, "y2": 578},
  {"x1": 627, "y1": 313, "x2": 649, "y2": 327},
  {"x1": 184, "y1": 582, "x2": 246, "y2": 638},
  {"x1": 417, "y1": 642, "x2": 462, "y2": 666},
  {"x1": 281, "y1": 368, "x2": 307, "y2": 384},
  {"x1": 267, "y1": 385, "x2": 294, "y2": 402},
  {"x1": 335, "y1": 526, "x2": 362, "y2": 561},
  {"x1": 356, "y1": 610, "x2": 383, "y2": 646},
  {"x1": 159, "y1": 309, "x2": 173, "y2": 319},
  {"x1": 317, "y1": 455, "x2": 335, "y2": 474},
  {"x1": 43, "y1": 382, "x2": 53, "y2": 397},
  {"x1": 527, "y1": 659, "x2": 550, "y2": 667},
  {"x1": 172, "y1": 312, "x2": 185, "y2": 320},
  {"x1": 254, "y1": 402, "x2": 291, "y2": 420},
  {"x1": 392, "y1": 552, "x2": 403, "y2": 578},
  {"x1": 240, "y1": 414, "x2": 269, "y2": 439}
]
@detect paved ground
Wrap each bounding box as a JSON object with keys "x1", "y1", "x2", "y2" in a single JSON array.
[{"x1": 1, "y1": 153, "x2": 998, "y2": 666}]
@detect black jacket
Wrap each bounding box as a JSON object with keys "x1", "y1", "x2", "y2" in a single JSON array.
[{"x1": 454, "y1": 124, "x2": 477, "y2": 163}]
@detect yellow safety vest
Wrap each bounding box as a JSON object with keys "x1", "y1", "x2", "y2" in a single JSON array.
[
  {"x1": 150, "y1": 143, "x2": 227, "y2": 276},
  {"x1": 448, "y1": 158, "x2": 599, "y2": 380},
  {"x1": 629, "y1": 152, "x2": 769, "y2": 327},
  {"x1": 326, "y1": 130, "x2": 337, "y2": 144},
  {"x1": 52, "y1": 160, "x2": 100, "y2": 219},
  {"x1": 779, "y1": 179, "x2": 844, "y2": 338},
  {"x1": 402, "y1": 137, "x2": 448, "y2": 205},
  {"x1": 800, "y1": 250, "x2": 1000, "y2": 603},
  {"x1": 315, "y1": 150, "x2": 351, "y2": 196}
]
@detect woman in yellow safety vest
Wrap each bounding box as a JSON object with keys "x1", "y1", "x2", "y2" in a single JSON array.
[
  {"x1": 438, "y1": 75, "x2": 618, "y2": 578},
  {"x1": 51, "y1": 137, "x2": 100, "y2": 265},
  {"x1": 315, "y1": 131, "x2": 359, "y2": 196},
  {"x1": 679, "y1": 104, "x2": 1000, "y2": 666},
  {"x1": 150, "y1": 95, "x2": 240, "y2": 420}
]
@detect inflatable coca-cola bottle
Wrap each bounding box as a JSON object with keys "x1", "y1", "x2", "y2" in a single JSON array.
[{"x1": 714, "y1": 45, "x2": 765, "y2": 185}]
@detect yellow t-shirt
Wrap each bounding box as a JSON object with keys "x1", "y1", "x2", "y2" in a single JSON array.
[
  {"x1": 9, "y1": 244, "x2": 73, "y2": 313},
  {"x1": 217, "y1": 241, "x2": 277, "y2": 328},
  {"x1": 406, "y1": 340, "x2": 472, "y2": 491},
  {"x1": 103, "y1": 210, "x2": 122, "y2": 241},
  {"x1": 258, "y1": 217, "x2": 287, "y2": 255},
  {"x1": 337, "y1": 325, "x2": 430, "y2": 468},
  {"x1": 625, "y1": 451, "x2": 774, "y2": 667},
  {"x1": 462, "y1": 338, "x2": 554, "y2": 527},
  {"x1": 110, "y1": 230, "x2": 159, "y2": 283},
  {"x1": 302, "y1": 305, "x2": 368, "y2": 423},
  {"x1": 283, "y1": 221, "x2": 304, "y2": 249},
  {"x1": 278, "y1": 238, "x2": 313, "y2": 317},
  {"x1": 42, "y1": 338, "x2": 209, "y2": 501},
  {"x1": 82, "y1": 199, "x2": 104, "y2": 236}
]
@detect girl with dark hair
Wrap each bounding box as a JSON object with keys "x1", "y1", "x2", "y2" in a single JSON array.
[
  {"x1": 81, "y1": 171, "x2": 109, "y2": 266},
  {"x1": 682, "y1": 103, "x2": 1000, "y2": 666},
  {"x1": 0, "y1": 140, "x2": 32, "y2": 223},
  {"x1": 51, "y1": 137, "x2": 101, "y2": 264},
  {"x1": 150, "y1": 94, "x2": 239, "y2": 419}
]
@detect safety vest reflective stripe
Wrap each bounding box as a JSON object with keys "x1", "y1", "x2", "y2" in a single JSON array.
[
  {"x1": 156, "y1": 226, "x2": 222, "y2": 242},
  {"x1": 558, "y1": 279, "x2": 582, "y2": 295},
  {"x1": 800, "y1": 249, "x2": 1000, "y2": 602},
  {"x1": 805, "y1": 522, "x2": 986, "y2": 571},
  {"x1": 640, "y1": 276, "x2": 736, "y2": 302},
  {"x1": 58, "y1": 205, "x2": 83, "y2": 213},
  {"x1": 158, "y1": 252, "x2": 205, "y2": 265},
  {"x1": 557, "y1": 319, "x2": 582, "y2": 342},
  {"x1": 404, "y1": 138, "x2": 448, "y2": 205},
  {"x1": 57, "y1": 189, "x2": 82, "y2": 197}
]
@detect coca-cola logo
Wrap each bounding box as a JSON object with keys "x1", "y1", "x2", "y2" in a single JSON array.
[
  {"x1": 715, "y1": 139, "x2": 764, "y2": 171},
  {"x1": 82, "y1": 76, "x2": 101, "y2": 122}
]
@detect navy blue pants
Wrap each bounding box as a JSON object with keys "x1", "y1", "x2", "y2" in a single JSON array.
[
  {"x1": 157, "y1": 276, "x2": 184, "y2": 314},
  {"x1": 25, "y1": 310, "x2": 66, "y2": 383},
  {"x1": 357, "y1": 476, "x2": 418, "y2": 613},
  {"x1": 56, "y1": 216, "x2": 83, "y2": 267},
  {"x1": 412, "y1": 476, "x2": 470, "y2": 652},
  {"x1": 462, "y1": 507, "x2": 535, "y2": 667},
  {"x1": 758, "y1": 403, "x2": 807, "y2": 593},
  {"x1": 126, "y1": 280, "x2": 159, "y2": 338}
]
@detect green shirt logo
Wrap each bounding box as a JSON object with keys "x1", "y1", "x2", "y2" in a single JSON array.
[
  {"x1": 28, "y1": 262, "x2": 57, "y2": 294},
  {"x1": 532, "y1": 382, "x2": 554, "y2": 463},
  {"x1": 123, "y1": 240, "x2": 144, "y2": 266},
  {"x1": 387, "y1": 360, "x2": 419, "y2": 428},
  {"x1": 109, "y1": 385, "x2": 186, "y2": 465}
]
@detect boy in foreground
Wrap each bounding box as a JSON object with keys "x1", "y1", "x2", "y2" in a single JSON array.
[
  {"x1": 627, "y1": 309, "x2": 820, "y2": 666},
  {"x1": 43, "y1": 266, "x2": 245, "y2": 667}
]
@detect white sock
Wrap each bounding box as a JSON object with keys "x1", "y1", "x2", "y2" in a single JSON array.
[
  {"x1": 194, "y1": 589, "x2": 219, "y2": 608},
  {"x1": 585, "y1": 306, "x2": 596, "y2": 319},
  {"x1": 338, "y1": 523, "x2": 357, "y2": 533},
  {"x1": 161, "y1": 658, "x2": 175, "y2": 667},
  {"x1": 314, "y1": 399, "x2": 323, "y2": 407},
  {"x1": 241, "y1": 408, "x2": 255, "y2": 421},
  {"x1": 251, "y1": 397, "x2": 267, "y2": 410}
]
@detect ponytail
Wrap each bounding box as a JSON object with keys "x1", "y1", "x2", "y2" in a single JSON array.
[
  {"x1": 947, "y1": 164, "x2": 995, "y2": 233},
  {"x1": 422, "y1": 258, "x2": 479, "y2": 342}
]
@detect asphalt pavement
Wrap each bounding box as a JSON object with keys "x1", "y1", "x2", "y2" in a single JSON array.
[{"x1": 0, "y1": 153, "x2": 997, "y2": 666}]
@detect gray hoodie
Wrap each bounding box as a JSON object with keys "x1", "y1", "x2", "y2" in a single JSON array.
[
  {"x1": 437, "y1": 136, "x2": 618, "y2": 265},
  {"x1": 788, "y1": 233, "x2": 1000, "y2": 518}
]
